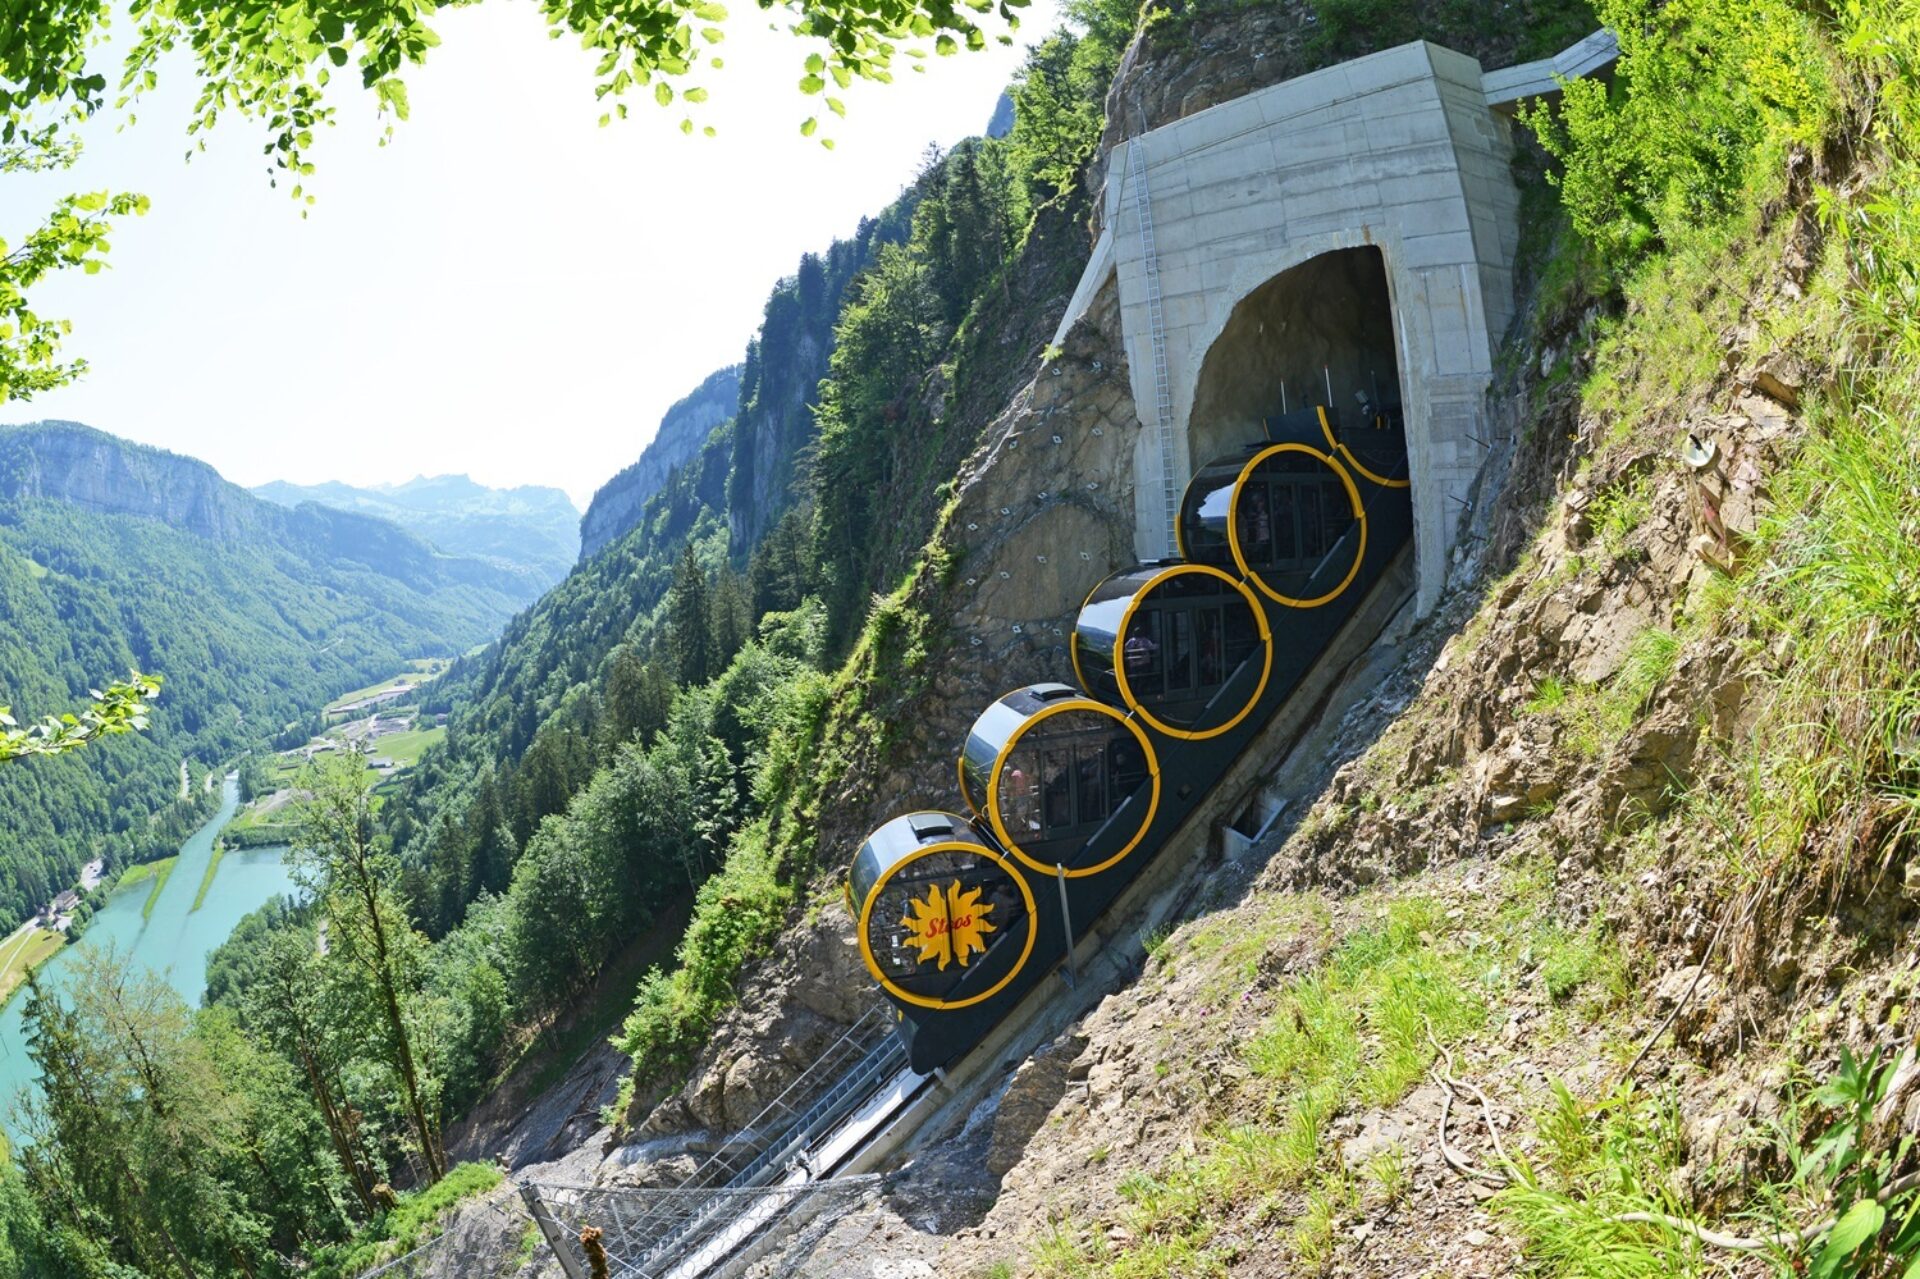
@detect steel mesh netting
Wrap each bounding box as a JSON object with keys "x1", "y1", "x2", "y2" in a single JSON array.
[{"x1": 537, "y1": 1175, "x2": 885, "y2": 1279}]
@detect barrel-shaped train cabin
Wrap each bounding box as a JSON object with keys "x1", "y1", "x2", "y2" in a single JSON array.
[
  {"x1": 849, "y1": 812, "x2": 1036, "y2": 1014},
  {"x1": 958, "y1": 683, "x2": 1160, "y2": 878},
  {"x1": 1071, "y1": 564, "x2": 1272, "y2": 740}
]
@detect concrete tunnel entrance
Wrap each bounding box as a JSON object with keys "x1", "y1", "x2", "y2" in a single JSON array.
[{"x1": 1188, "y1": 247, "x2": 1405, "y2": 472}]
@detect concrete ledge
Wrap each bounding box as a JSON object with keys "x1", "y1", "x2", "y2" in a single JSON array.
[{"x1": 1483, "y1": 28, "x2": 1620, "y2": 113}]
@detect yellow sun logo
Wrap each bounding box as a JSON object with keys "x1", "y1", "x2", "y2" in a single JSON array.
[{"x1": 900, "y1": 880, "x2": 997, "y2": 971}]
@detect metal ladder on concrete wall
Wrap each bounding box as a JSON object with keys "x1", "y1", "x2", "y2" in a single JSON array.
[{"x1": 1128, "y1": 137, "x2": 1181, "y2": 553}]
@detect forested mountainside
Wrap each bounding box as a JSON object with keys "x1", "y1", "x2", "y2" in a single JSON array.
[
  {"x1": 252, "y1": 474, "x2": 580, "y2": 591},
  {"x1": 577, "y1": 366, "x2": 742, "y2": 560},
  {"x1": 0, "y1": 421, "x2": 525, "y2": 933}
]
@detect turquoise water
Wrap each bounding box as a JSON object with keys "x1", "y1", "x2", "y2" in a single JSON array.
[{"x1": 0, "y1": 776, "x2": 299, "y2": 1132}]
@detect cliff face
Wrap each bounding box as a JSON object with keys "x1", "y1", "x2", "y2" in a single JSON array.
[
  {"x1": 577, "y1": 365, "x2": 741, "y2": 560},
  {"x1": 1091, "y1": 0, "x2": 1596, "y2": 199},
  {"x1": 0, "y1": 420, "x2": 259, "y2": 543}
]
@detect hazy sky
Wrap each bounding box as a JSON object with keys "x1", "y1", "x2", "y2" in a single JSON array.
[{"x1": 2, "y1": 2, "x2": 1061, "y2": 510}]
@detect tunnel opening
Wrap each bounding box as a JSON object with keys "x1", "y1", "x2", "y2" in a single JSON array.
[{"x1": 1188, "y1": 246, "x2": 1405, "y2": 472}]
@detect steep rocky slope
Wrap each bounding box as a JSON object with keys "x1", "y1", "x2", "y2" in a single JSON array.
[{"x1": 577, "y1": 366, "x2": 741, "y2": 561}]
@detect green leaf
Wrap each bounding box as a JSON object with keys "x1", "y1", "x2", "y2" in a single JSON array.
[
  {"x1": 684, "y1": 87, "x2": 708, "y2": 103},
  {"x1": 934, "y1": 33, "x2": 958, "y2": 55},
  {"x1": 799, "y1": 73, "x2": 825, "y2": 94},
  {"x1": 804, "y1": 53, "x2": 825, "y2": 74},
  {"x1": 1813, "y1": 1201, "x2": 1887, "y2": 1279},
  {"x1": 800, "y1": 117, "x2": 818, "y2": 137},
  {"x1": 826, "y1": 96, "x2": 845, "y2": 117},
  {"x1": 655, "y1": 81, "x2": 673, "y2": 107}
]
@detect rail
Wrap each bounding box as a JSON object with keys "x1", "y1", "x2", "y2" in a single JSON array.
[{"x1": 519, "y1": 1007, "x2": 919, "y2": 1279}]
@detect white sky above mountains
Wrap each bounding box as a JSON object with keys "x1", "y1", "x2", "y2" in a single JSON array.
[{"x1": 3, "y1": 1, "x2": 1061, "y2": 509}]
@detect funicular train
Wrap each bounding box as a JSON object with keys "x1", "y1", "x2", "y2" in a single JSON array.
[{"x1": 849, "y1": 398, "x2": 1414, "y2": 1072}]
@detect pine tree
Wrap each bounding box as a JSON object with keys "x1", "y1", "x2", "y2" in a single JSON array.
[{"x1": 668, "y1": 546, "x2": 713, "y2": 687}]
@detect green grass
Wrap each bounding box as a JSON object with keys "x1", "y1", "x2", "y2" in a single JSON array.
[
  {"x1": 305, "y1": 1162, "x2": 503, "y2": 1279},
  {"x1": 367, "y1": 725, "x2": 444, "y2": 767},
  {"x1": 322, "y1": 659, "x2": 447, "y2": 716},
  {"x1": 119, "y1": 856, "x2": 178, "y2": 921},
  {"x1": 1524, "y1": 628, "x2": 1681, "y2": 761},
  {"x1": 1494, "y1": 1083, "x2": 1704, "y2": 1278},
  {"x1": 1590, "y1": 475, "x2": 1652, "y2": 562},
  {"x1": 0, "y1": 927, "x2": 65, "y2": 1009},
  {"x1": 191, "y1": 843, "x2": 226, "y2": 912},
  {"x1": 1028, "y1": 866, "x2": 1626, "y2": 1277}
]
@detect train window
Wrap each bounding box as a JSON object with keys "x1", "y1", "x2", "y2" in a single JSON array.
[
  {"x1": 1124, "y1": 612, "x2": 1163, "y2": 697},
  {"x1": 1299, "y1": 483, "x2": 1325, "y2": 558},
  {"x1": 1197, "y1": 608, "x2": 1224, "y2": 686},
  {"x1": 1166, "y1": 610, "x2": 1194, "y2": 692},
  {"x1": 990, "y1": 716, "x2": 1145, "y2": 843},
  {"x1": 1074, "y1": 563, "x2": 1273, "y2": 741},
  {"x1": 1109, "y1": 738, "x2": 1149, "y2": 794},
  {"x1": 1226, "y1": 602, "x2": 1260, "y2": 668},
  {"x1": 1075, "y1": 749, "x2": 1106, "y2": 827},
  {"x1": 1042, "y1": 751, "x2": 1072, "y2": 830},
  {"x1": 999, "y1": 755, "x2": 1038, "y2": 834},
  {"x1": 1269, "y1": 483, "x2": 1296, "y2": 560},
  {"x1": 1237, "y1": 476, "x2": 1357, "y2": 576},
  {"x1": 962, "y1": 690, "x2": 1163, "y2": 878}
]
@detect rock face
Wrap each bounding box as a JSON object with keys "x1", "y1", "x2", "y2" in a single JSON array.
[
  {"x1": 1092, "y1": 1, "x2": 1582, "y2": 201},
  {"x1": 1, "y1": 419, "x2": 260, "y2": 543},
  {"x1": 578, "y1": 365, "x2": 741, "y2": 559}
]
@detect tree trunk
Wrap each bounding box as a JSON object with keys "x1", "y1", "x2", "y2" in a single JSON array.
[{"x1": 356, "y1": 862, "x2": 445, "y2": 1181}]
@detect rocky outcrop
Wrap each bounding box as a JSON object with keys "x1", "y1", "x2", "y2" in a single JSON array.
[
  {"x1": 578, "y1": 365, "x2": 741, "y2": 560},
  {"x1": 0, "y1": 420, "x2": 260, "y2": 542}
]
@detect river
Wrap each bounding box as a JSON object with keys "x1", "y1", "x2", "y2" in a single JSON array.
[{"x1": 0, "y1": 775, "x2": 300, "y2": 1134}]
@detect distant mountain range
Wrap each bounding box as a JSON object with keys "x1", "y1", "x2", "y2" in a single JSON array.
[{"x1": 253, "y1": 473, "x2": 580, "y2": 589}]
